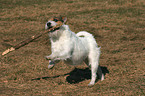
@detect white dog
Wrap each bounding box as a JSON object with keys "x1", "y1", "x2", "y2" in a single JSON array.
[{"x1": 45, "y1": 16, "x2": 104, "y2": 86}]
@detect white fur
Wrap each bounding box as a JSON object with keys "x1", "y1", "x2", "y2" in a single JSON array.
[
  {"x1": 46, "y1": 24, "x2": 104, "y2": 86},
  {"x1": 45, "y1": 20, "x2": 57, "y2": 30}
]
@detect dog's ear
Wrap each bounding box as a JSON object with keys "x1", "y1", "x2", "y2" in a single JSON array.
[{"x1": 62, "y1": 17, "x2": 67, "y2": 24}]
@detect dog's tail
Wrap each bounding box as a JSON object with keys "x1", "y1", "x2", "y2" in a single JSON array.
[{"x1": 76, "y1": 31, "x2": 98, "y2": 46}]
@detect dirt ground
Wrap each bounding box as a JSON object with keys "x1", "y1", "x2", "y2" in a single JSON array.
[{"x1": 0, "y1": 0, "x2": 145, "y2": 95}]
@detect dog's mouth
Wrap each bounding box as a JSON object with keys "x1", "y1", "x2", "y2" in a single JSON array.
[
  {"x1": 45, "y1": 22, "x2": 62, "y2": 33},
  {"x1": 47, "y1": 26, "x2": 53, "y2": 29},
  {"x1": 49, "y1": 27, "x2": 60, "y2": 32}
]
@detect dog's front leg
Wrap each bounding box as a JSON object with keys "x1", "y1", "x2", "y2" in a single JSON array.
[
  {"x1": 45, "y1": 54, "x2": 58, "y2": 69},
  {"x1": 45, "y1": 54, "x2": 56, "y2": 60},
  {"x1": 47, "y1": 60, "x2": 55, "y2": 69}
]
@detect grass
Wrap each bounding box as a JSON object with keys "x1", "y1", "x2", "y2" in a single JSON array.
[{"x1": 0, "y1": 0, "x2": 145, "y2": 95}]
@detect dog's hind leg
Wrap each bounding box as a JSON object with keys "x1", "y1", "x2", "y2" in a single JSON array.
[
  {"x1": 84, "y1": 58, "x2": 104, "y2": 81},
  {"x1": 97, "y1": 66, "x2": 104, "y2": 81},
  {"x1": 88, "y1": 61, "x2": 98, "y2": 86},
  {"x1": 87, "y1": 47, "x2": 103, "y2": 86},
  {"x1": 84, "y1": 56, "x2": 99, "y2": 86}
]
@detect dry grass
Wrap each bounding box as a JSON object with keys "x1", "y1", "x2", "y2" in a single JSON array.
[{"x1": 0, "y1": 0, "x2": 145, "y2": 95}]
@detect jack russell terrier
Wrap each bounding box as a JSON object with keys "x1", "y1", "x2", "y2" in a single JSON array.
[{"x1": 45, "y1": 16, "x2": 104, "y2": 86}]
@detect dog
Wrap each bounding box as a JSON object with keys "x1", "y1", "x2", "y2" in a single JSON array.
[{"x1": 45, "y1": 16, "x2": 104, "y2": 86}]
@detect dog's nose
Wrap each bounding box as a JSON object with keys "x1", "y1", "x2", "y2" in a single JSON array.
[{"x1": 47, "y1": 22, "x2": 51, "y2": 27}]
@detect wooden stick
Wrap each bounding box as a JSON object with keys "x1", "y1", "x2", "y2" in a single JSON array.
[
  {"x1": 2, "y1": 31, "x2": 45, "y2": 56},
  {"x1": 2, "y1": 25, "x2": 62, "y2": 56}
]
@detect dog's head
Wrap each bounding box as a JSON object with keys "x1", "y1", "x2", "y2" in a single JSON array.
[{"x1": 45, "y1": 16, "x2": 67, "y2": 31}]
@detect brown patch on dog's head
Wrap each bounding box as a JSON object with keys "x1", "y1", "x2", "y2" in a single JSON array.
[
  {"x1": 49, "y1": 16, "x2": 67, "y2": 24},
  {"x1": 45, "y1": 16, "x2": 67, "y2": 31}
]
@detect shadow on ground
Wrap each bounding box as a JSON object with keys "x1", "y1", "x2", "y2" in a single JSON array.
[{"x1": 32, "y1": 66, "x2": 109, "y2": 84}]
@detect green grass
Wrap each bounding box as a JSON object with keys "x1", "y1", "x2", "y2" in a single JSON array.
[{"x1": 0, "y1": 0, "x2": 145, "y2": 95}]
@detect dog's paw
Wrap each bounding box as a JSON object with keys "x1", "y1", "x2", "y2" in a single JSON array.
[
  {"x1": 45, "y1": 56, "x2": 51, "y2": 60},
  {"x1": 101, "y1": 74, "x2": 105, "y2": 81},
  {"x1": 48, "y1": 60, "x2": 55, "y2": 69},
  {"x1": 88, "y1": 81, "x2": 95, "y2": 86},
  {"x1": 48, "y1": 64, "x2": 54, "y2": 69},
  {"x1": 88, "y1": 83, "x2": 95, "y2": 86}
]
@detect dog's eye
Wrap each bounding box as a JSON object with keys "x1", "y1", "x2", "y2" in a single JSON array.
[{"x1": 53, "y1": 19, "x2": 58, "y2": 22}]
